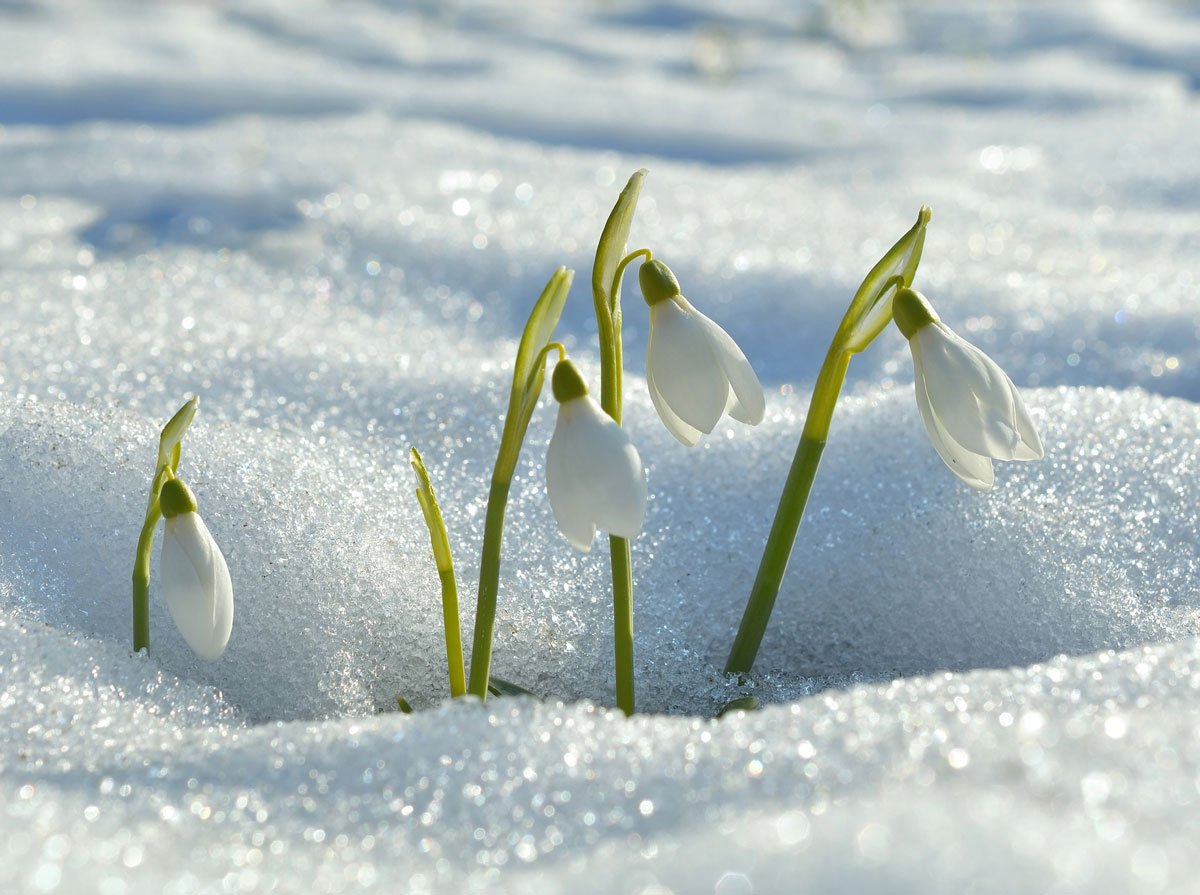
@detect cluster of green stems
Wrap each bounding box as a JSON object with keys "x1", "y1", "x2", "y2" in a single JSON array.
[
  {"x1": 131, "y1": 171, "x2": 928, "y2": 716},
  {"x1": 406, "y1": 172, "x2": 929, "y2": 715}
]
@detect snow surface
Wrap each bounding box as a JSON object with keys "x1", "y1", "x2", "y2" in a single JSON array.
[{"x1": 3, "y1": 0, "x2": 1200, "y2": 891}]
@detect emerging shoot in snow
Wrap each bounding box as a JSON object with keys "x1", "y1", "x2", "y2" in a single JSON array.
[{"x1": 131, "y1": 396, "x2": 234, "y2": 660}]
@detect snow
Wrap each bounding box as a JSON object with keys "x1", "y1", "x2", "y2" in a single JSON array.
[{"x1": 2, "y1": 0, "x2": 1200, "y2": 891}]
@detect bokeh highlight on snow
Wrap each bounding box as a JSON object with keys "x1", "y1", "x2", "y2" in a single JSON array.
[{"x1": 2, "y1": 1, "x2": 1200, "y2": 892}]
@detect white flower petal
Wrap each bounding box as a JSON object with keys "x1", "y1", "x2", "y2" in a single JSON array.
[
  {"x1": 1011, "y1": 390, "x2": 1044, "y2": 460},
  {"x1": 569, "y1": 400, "x2": 647, "y2": 539},
  {"x1": 546, "y1": 403, "x2": 599, "y2": 552},
  {"x1": 161, "y1": 512, "x2": 234, "y2": 660},
  {"x1": 545, "y1": 397, "x2": 647, "y2": 551},
  {"x1": 646, "y1": 298, "x2": 728, "y2": 439},
  {"x1": 684, "y1": 297, "x2": 765, "y2": 426},
  {"x1": 913, "y1": 352, "x2": 995, "y2": 490},
  {"x1": 647, "y1": 360, "x2": 702, "y2": 446},
  {"x1": 916, "y1": 323, "x2": 1025, "y2": 459}
]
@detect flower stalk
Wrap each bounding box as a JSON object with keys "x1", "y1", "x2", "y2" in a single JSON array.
[
  {"x1": 725, "y1": 208, "x2": 931, "y2": 674},
  {"x1": 591, "y1": 169, "x2": 650, "y2": 716}
]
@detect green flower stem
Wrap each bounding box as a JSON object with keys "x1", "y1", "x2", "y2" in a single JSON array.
[
  {"x1": 608, "y1": 534, "x2": 636, "y2": 714},
  {"x1": 599, "y1": 248, "x2": 650, "y2": 717},
  {"x1": 464, "y1": 269, "x2": 573, "y2": 700},
  {"x1": 464, "y1": 343, "x2": 567, "y2": 701},
  {"x1": 724, "y1": 205, "x2": 931, "y2": 675},
  {"x1": 467, "y1": 476, "x2": 512, "y2": 699},
  {"x1": 131, "y1": 503, "x2": 162, "y2": 653},
  {"x1": 724, "y1": 345, "x2": 849, "y2": 673}
]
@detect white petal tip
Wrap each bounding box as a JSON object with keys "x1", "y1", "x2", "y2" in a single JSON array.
[
  {"x1": 566, "y1": 532, "x2": 595, "y2": 553},
  {"x1": 671, "y1": 427, "x2": 703, "y2": 447},
  {"x1": 1014, "y1": 443, "x2": 1043, "y2": 461}
]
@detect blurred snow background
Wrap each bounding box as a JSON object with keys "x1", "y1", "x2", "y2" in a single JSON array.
[{"x1": 2, "y1": 0, "x2": 1200, "y2": 891}]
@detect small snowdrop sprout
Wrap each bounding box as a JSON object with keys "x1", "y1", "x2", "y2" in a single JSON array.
[
  {"x1": 893, "y1": 287, "x2": 1043, "y2": 489},
  {"x1": 640, "y1": 258, "x2": 765, "y2": 446},
  {"x1": 131, "y1": 396, "x2": 201, "y2": 654},
  {"x1": 158, "y1": 477, "x2": 234, "y2": 661},
  {"x1": 545, "y1": 358, "x2": 647, "y2": 552}
]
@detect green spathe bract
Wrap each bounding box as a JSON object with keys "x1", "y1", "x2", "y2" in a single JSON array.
[{"x1": 725, "y1": 207, "x2": 932, "y2": 674}]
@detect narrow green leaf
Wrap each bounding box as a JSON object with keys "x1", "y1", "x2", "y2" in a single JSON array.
[
  {"x1": 487, "y1": 676, "x2": 538, "y2": 699},
  {"x1": 410, "y1": 447, "x2": 454, "y2": 573},
  {"x1": 409, "y1": 446, "x2": 466, "y2": 698},
  {"x1": 842, "y1": 206, "x2": 932, "y2": 352},
  {"x1": 592, "y1": 169, "x2": 647, "y2": 315},
  {"x1": 396, "y1": 696, "x2": 414, "y2": 714},
  {"x1": 716, "y1": 695, "x2": 759, "y2": 718}
]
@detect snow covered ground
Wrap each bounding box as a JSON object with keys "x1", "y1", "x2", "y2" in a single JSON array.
[{"x1": 2, "y1": 0, "x2": 1200, "y2": 891}]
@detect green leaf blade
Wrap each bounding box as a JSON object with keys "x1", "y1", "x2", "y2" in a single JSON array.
[{"x1": 409, "y1": 446, "x2": 466, "y2": 698}]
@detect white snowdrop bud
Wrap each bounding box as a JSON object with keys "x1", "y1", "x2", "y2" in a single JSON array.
[
  {"x1": 159, "y1": 478, "x2": 234, "y2": 659},
  {"x1": 545, "y1": 359, "x2": 648, "y2": 552},
  {"x1": 641, "y1": 259, "x2": 765, "y2": 446},
  {"x1": 894, "y1": 287, "x2": 1044, "y2": 490}
]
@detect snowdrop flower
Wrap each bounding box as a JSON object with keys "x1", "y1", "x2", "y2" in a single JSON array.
[
  {"x1": 545, "y1": 358, "x2": 647, "y2": 552},
  {"x1": 894, "y1": 287, "x2": 1043, "y2": 490},
  {"x1": 158, "y1": 477, "x2": 234, "y2": 659},
  {"x1": 640, "y1": 259, "x2": 765, "y2": 446}
]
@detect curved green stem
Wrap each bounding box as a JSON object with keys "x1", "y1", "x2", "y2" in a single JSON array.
[
  {"x1": 723, "y1": 207, "x2": 930, "y2": 674},
  {"x1": 611, "y1": 250, "x2": 652, "y2": 313},
  {"x1": 131, "y1": 504, "x2": 161, "y2": 653},
  {"x1": 596, "y1": 248, "x2": 650, "y2": 716},
  {"x1": 533, "y1": 341, "x2": 568, "y2": 373},
  {"x1": 723, "y1": 269, "x2": 910, "y2": 674},
  {"x1": 725, "y1": 345, "x2": 850, "y2": 673},
  {"x1": 467, "y1": 477, "x2": 512, "y2": 699}
]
